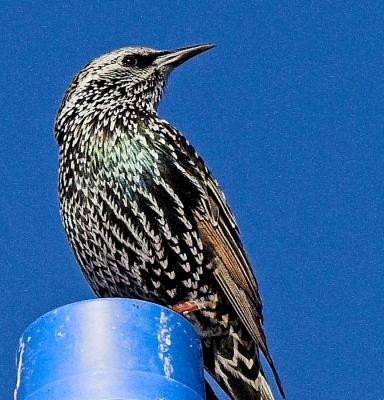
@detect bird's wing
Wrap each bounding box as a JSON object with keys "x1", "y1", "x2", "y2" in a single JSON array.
[
  {"x1": 158, "y1": 120, "x2": 283, "y2": 395},
  {"x1": 160, "y1": 121, "x2": 265, "y2": 329},
  {"x1": 194, "y1": 172, "x2": 265, "y2": 338},
  {"x1": 194, "y1": 173, "x2": 284, "y2": 395},
  {"x1": 201, "y1": 175, "x2": 262, "y2": 305}
]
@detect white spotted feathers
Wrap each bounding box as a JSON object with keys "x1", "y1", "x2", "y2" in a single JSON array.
[{"x1": 55, "y1": 45, "x2": 284, "y2": 400}]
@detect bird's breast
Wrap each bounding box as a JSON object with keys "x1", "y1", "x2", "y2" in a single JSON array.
[{"x1": 58, "y1": 121, "x2": 211, "y2": 305}]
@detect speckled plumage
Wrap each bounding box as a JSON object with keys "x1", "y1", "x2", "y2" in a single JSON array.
[{"x1": 55, "y1": 44, "x2": 284, "y2": 400}]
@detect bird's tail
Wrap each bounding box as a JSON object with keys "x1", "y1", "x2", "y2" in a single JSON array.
[{"x1": 203, "y1": 323, "x2": 275, "y2": 400}]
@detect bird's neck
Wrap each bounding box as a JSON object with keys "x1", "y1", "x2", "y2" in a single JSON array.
[
  {"x1": 55, "y1": 95, "x2": 160, "y2": 146},
  {"x1": 55, "y1": 77, "x2": 167, "y2": 144}
]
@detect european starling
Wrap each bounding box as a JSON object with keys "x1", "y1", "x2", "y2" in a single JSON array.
[{"x1": 55, "y1": 44, "x2": 284, "y2": 400}]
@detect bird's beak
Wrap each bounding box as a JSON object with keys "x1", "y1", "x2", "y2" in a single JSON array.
[{"x1": 154, "y1": 44, "x2": 215, "y2": 68}]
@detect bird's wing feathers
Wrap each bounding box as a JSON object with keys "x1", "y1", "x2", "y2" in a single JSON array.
[
  {"x1": 194, "y1": 173, "x2": 266, "y2": 344},
  {"x1": 203, "y1": 175, "x2": 262, "y2": 304},
  {"x1": 160, "y1": 121, "x2": 265, "y2": 330},
  {"x1": 157, "y1": 121, "x2": 284, "y2": 395},
  {"x1": 195, "y1": 173, "x2": 284, "y2": 396}
]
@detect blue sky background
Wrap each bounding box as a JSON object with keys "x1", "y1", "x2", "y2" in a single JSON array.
[{"x1": 1, "y1": 1, "x2": 383, "y2": 399}]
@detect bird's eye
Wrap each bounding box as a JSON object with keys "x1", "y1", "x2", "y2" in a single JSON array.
[{"x1": 121, "y1": 55, "x2": 138, "y2": 67}]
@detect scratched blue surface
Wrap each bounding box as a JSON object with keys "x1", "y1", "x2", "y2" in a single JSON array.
[{"x1": 15, "y1": 299, "x2": 204, "y2": 400}]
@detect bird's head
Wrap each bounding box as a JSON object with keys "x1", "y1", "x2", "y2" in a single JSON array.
[{"x1": 56, "y1": 44, "x2": 214, "y2": 133}]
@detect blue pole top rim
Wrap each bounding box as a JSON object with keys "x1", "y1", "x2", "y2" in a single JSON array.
[
  {"x1": 16, "y1": 298, "x2": 205, "y2": 400},
  {"x1": 20, "y1": 298, "x2": 197, "y2": 338}
]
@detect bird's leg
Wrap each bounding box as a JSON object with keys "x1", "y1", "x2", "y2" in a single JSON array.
[
  {"x1": 172, "y1": 295, "x2": 218, "y2": 315},
  {"x1": 172, "y1": 300, "x2": 200, "y2": 315}
]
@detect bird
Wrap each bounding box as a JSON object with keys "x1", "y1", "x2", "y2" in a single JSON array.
[{"x1": 55, "y1": 44, "x2": 284, "y2": 400}]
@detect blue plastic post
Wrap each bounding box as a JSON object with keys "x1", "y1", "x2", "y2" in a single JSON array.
[{"x1": 14, "y1": 299, "x2": 205, "y2": 400}]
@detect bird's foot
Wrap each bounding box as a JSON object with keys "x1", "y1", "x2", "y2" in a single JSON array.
[{"x1": 172, "y1": 300, "x2": 200, "y2": 315}]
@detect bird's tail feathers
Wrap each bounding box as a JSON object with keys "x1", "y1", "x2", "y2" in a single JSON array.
[{"x1": 205, "y1": 323, "x2": 275, "y2": 400}]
